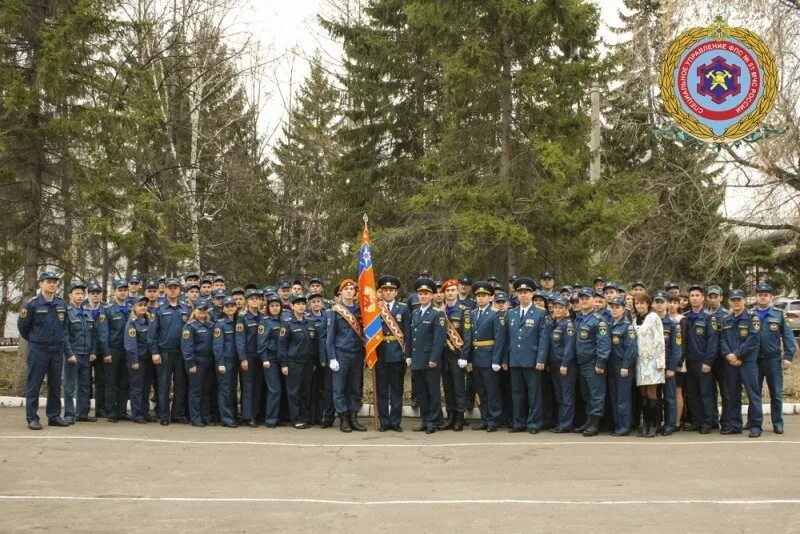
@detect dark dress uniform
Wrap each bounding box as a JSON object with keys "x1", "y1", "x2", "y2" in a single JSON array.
[
  {"x1": 147, "y1": 292, "x2": 192, "y2": 423},
  {"x1": 256, "y1": 314, "x2": 283, "y2": 427},
  {"x1": 573, "y1": 295, "x2": 611, "y2": 436},
  {"x1": 105, "y1": 293, "x2": 132, "y2": 421},
  {"x1": 655, "y1": 292, "x2": 683, "y2": 435},
  {"x1": 549, "y1": 310, "x2": 577, "y2": 431},
  {"x1": 707, "y1": 303, "x2": 728, "y2": 429},
  {"x1": 409, "y1": 293, "x2": 447, "y2": 432},
  {"x1": 440, "y1": 299, "x2": 471, "y2": 430},
  {"x1": 123, "y1": 309, "x2": 150, "y2": 422},
  {"x1": 235, "y1": 304, "x2": 263, "y2": 426},
  {"x1": 375, "y1": 278, "x2": 411, "y2": 431},
  {"x1": 213, "y1": 309, "x2": 238, "y2": 427},
  {"x1": 469, "y1": 282, "x2": 508, "y2": 431},
  {"x1": 182, "y1": 314, "x2": 215, "y2": 426},
  {"x1": 505, "y1": 303, "x2": 550, "y2": 432},
  {"x1": 719, "y1": 293, "x2": 762, "y2": 435},
  {"x1": 18, "y1": 276, "x2": 69, "y2": 427},
  {"x1": 64, "y1": 297, "x2": 99, "y2": 422},
  {"x1": 326, "y1": 301, "x2": 365, "y2": 428},
  {"x1": 305, "y1": 309, "x2": 327, "y2": 425},
  {"x1": 607, "y1": 316, "x2": 637, "y2": 435},
  {"x1": 279, "y1": 303, "x2": 317, "y2": 427},
  {"x1": 683, "y1": 298, "x2": 719, "y2": 432}
]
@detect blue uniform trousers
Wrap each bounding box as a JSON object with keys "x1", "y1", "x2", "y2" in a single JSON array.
[
  {"x1": 550, "y1": 362, "x2": 577, "y2": 430},
  {"x1": 262, "y1": 364, "x2": 282, "y2": 426},
  {"x1": 686, "y1": 360, "x2": 715, "y2": 428},
  {"x1": 216, "y1": 359, "x2": 237, "y2": 426},
  {"x1": 376, "y1": 361, "x2": 404, "y2": 427},
  {"x1": 757, "y1": 358, "x2": 784, "y2": 427},
  {"x1": 723, "y1": 359, "x2": 762, "y2": 431},
  {"x1": 473, "y1": 367, "x2": 502, "y2": 427},
  {"x1": 413, "y1": 367, "x2": 442, "y2": 429},
  {"x1": 663, "y1": 375, "x2": 678, "y2": 431},
  {"x1": 607, "y1": 361, "x2": 633, "y2": 434},
  {"x1": 25, "y1": 344, "x2": 63, "y2": 423},
  {"x1": 332, "y1": 351, "x2": 362, "y2": 415},
  {"x1": 578, "y1": 362, "x2": 606, "y2": 417},
  {"x1": 510, "y1": 367, "x2": 542, "y2": 431},
  {"x1": 187, "y1": 357, "x2": 214, "y2": 424},
  {"x1": 239, "y1": 354, "x2": 262, "y2": 423},
  {"x1": 441, "y1": 352, "x2": 467, "y2": 413},
  {"x1": 127, "y1": 357, "x2": 145, "y2": 421},
  {"x1": 157, "y1": 349, "x2": 187, "y2": 421},
  {"x1": 64, "y1": 354, "x2": 91, "y2": 420},
  {"x1": 285, "y1": 361, "x2": 313, "y2": 425},
  {"x1": 105, "y1": 349, "x2": 129, "y2": 419}
]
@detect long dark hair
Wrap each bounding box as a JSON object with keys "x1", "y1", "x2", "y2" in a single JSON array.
[{"x1": 634, "y1": 293, "x2": 652, "y2": 325}]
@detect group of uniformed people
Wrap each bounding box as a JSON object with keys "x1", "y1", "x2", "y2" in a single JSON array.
[{"x1": 18, "y1": 269, "x2": 796, "y2": 438}]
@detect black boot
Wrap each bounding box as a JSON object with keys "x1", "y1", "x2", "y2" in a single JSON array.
[
  {"x1": 574, "y1": 417, "x2": 590, "y2": 433},
  {"x1": 350, "y1": 412, "x2": 367, "y2": 432},
  {"x1": 646, "y1": 399, "x2": 660, "y2": 438},
  {"x1": 339, "y1": 413, "x2": 352, "y2": 433},
  {"x1": 583, "y1": 415, "x2": 600, "y2": 437},
  {"x1": 453, "y1": 412, "x2": 464, "y2": 432},
  {"x1": 638, "y1": 400, "x2": 650, "y2": 437},
  {"x1": 439, "y1": 410, "x2": 456, "y2": 430}
]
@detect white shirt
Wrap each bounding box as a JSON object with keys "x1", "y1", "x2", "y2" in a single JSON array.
[{"x1": 419, "y1": 304, "x2": 430, "y2": 315}]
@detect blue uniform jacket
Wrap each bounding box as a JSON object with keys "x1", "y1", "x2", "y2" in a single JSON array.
[
  {"x1": 212, "y1": 316, "x2": 238, "y2": 366},
  {"x1": 443, "y1": 303, "x2": 471, "y2": 359},
  {"x1": 325, "y1": 305, "x2": 364, "y2": 360},
  {"x1": 609, "y1": 319, "x2": 637, "y2": 371},
  {"x1": 505, "y1": 305, "x2": 550, "y2": 367},
  {"x1": 124, "y1": 316, "x2": 150, "y2": 362},
  {"x1": 754, "y1": 306, "x2": 797, "y2": 361},
  {"x1": 256, "y1": 315, "x2": 282, "y2": 365},
  {"x1": 469, "y1": 305, "x2": 507, "y2": 368},
  {"x1": 378, "y1": 301, "x2": 412, "y2": 363},
  {"x1": 181, "y1": 320, "x2": 214, "y2": 366},
  {"x1": 661, "y1": 314, "x2": 683, "y2": 371},
  {"x1": 683, "y1": 310, "x2": 718, "y2": 366},
  {"x1": 235, "y1": 310, "x2": 261, "y2": 360},
  {"x1": 574, "y1": 312, "x2": 611, "y2": 369},
  {"x1": 85, "y1": 304, "x2": 109, "y2": 355},
  {"x1": 707, "y1": 307, "x2": 727, "y2": 359},
  {"x1": 18, "y1": 293, "x2": 68, "y2": 349},
  {"x1": 549, "y1": 317, "x2": 576, "y2": 367},
  {"x1": 410, "y1": 305, "x2": 446, "y2": 370},
  {"x1": 64, "y1": 305, "x2": 99, "y2": 357},
  {"x1": 147, "y1": 301, "x2": 191, "y2": 354},
  {"x1": 720, "y1": 310, "x2": 760, "y2": 362},
  {"x1": 104, "y1": 301, "x2": 131, "y2": 352},
  {"x1": 278, "y1": 316, "x2": 318, "y2": 365}
]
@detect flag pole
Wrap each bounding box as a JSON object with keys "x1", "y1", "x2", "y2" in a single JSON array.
[{"x1": 364, "y1": 214, "x2": 380, "y2": 431}]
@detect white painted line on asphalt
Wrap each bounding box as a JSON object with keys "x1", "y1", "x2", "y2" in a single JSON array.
[
  {"x1": 0, "y1": 435, "x2": 797, "y2": 448},
  {"x1": 0, "y1": 495, "x2": 798, "y2": 505}
]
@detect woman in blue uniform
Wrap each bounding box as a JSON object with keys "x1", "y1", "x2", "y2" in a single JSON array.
[
  {"x1": 181, "y1": 299, "x2": 215, "y2": 427},
  {"x1": 213, "y1": 296, "x2": 239, "y2": 428},
  {"x1": 279, "y1": 294, "x2": 317, "y2": 429},
  {"x1": 124, "y1": 296, "x2": 150, "y2": 423},
  {"x1": 257, "y1": 293, "x2": 284, "y2": 428}
]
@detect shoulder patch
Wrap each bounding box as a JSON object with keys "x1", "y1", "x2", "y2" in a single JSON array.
[
  {"x1": 19, "y1": 308, "x2": 28, "y2": 318},
  {"x1": 752, "y1": 316, "x2": 761, "y2": 331},
  {"x1": 236, "y1": 323, "x2": 244, "y2": 332},
  {"x1": 182, "y1": 329, "x2": 190, "y2": 339},
  {"x1": 628, "y1": 328, "x2": 637, "y2": 339},
  {"x1": 128, "y1": 327, "x2": 136, "y2": 337},
  {"x1": 439, "y1": 316, "x2": 446, "y2": 327},
  {"x1": 566, "y1": 324, "x2": 575, "y2": 337},
  {"x1": 214, "y1": 327, "x2": 221, "y2": 338},
  {"x1": 498, "y1": 315, "x2": 505, "y2": 326},
  {"x1": 598, "y1": 322, "x2": 608, "y2": 336}
]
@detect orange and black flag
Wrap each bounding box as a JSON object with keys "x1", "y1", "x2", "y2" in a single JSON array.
[{"x1": 358, "y1": 216, "x2": 384, "y2": 369}]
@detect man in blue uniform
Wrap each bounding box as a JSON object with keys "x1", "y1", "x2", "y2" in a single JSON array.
[
  {"x1": 375, "y1": 276, "x2": 410, "y2": 432},
  {"x1": 469, "y1": 281, "x2": 507, "y2": 432},
  {"x1": 752, "y1": 282, "x2": 797, "y2": 434},
  {"x1": 720, "y1": 289, "x2": 763, "y2": 437},
  {"x1": 236, "y1": 289, "x2": 263, "y2": 427},
  {"x1": 148, "y1": 277, "x2": 192, "y2": 425},
  {"x1": 505, "y1": 277, "x2": 550, "y2": 434},
  {"x1": 652, "y1": 291, "x2": 682, "y2": 435},
  {"x1": 683, "y1": 284, "x2": 719, "y2": 434},
  {"x1": 63, "y1": 282, "x2": 99, "y2": 424},
  {"x1": 705, "y1": 285, "x2": 728, "y2": 430},
  {"x1": 104, "y1": 279, "x2": 132, "y2": 422},
  {"x1": 573, "y1": 287, "x2": 611, "y2": 437},
  {"x1": 18, "y1": 272, "x2": 69, "y2": 429},
  {"x1": 458, "y1": 277, "x2": 475, "y2": 309},
  {"x1": 84, "y1": 281, "x2": 108, "y2": 418},
  {"x1": 125, "y1": 274, "x2": 143, "y2": 306},
  {"x1": 549, "y1": 296, "x2": 577, "y2": 432}
]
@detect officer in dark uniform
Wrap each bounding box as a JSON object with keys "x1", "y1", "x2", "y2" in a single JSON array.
[
  {"x1": 408, "y1": 278, "x2": 446, "y2": 434},
  {"x1": 549, "y1": 296, "x2": 577, "y2": 432},
  {"x1": 18, "y1": 272, "x2": 70, "y2": 429},
  {"x1": 705, "y1": 285, "x2": 728, "y2": 430},
  {"x1": 148, "y1": 277, "x2": 192, "y2": 425},
  {"x1": 752, "y1": 282, "x2": 797, "y2": 434},
  {"x1": 308, "y1": 278, "x2": 335, "y2": 310},
  {"x1": 665, "y1": 282, "x2": 680, "y2": 299},
  {"x1": 104, "y1": 279, "x2": 132, "y2": 422},
  {"x1": 506, "y1": 277, "x2": 551, "y2": 434},
  {"x1": 540, "y1": 272, "x2": 555, "y2": 293},
  {"x1": 236, "y1": 289, "x2": 263, "y2": 427},
  {"x1": 437, "y1": 278, "x2": 471, "y2": 431},
  {"x1": 213, "y1": 296, "x2": 239, "y2": 428},
  {"x1": 278, "y1": 294, "x2": 318, "y2": 429},
  {"x1": 84, "y1": 281, "x2": 108, "y2": 418},
  {"x1": 607, "y1": 296, "x2": 637, "y2": 436},
  {"x1": 652, "y1": 291, "x2": 682, "y2": 435},
  {"x1": 375, "y1": 276, "x2": 411, "y2": 432},
  {"x1": 277, "y1": 280, "x2": 293, "y2": 311},
  {"x1": 125, "y1": 274, "x2": 143, "y2": 306},
  {"x1": 63, "y1": 282, "x2": 99, "y2": 424},
  {"x1": 199, "y1": 278, "x2": 213, "y2": 298},
  {"x1": 182, "y1": 299, "x2": 215, "y2": 427},
  {"x1": 231, "y1": 287, "x2": 245, "y2": 311},
  {"x1": 209, "y1": 289, "x2": 226, "y2": 322},
  {"x1": 493, "y1": 292, "x2": 513, "y2": 427},
  {"x1": 683, "y1": 284, "x2": 719, "y2": 434},
  {"x1": 124, "y1": 295, "x2": 151, "y2": 423},
  {"x1": 720, "y1": 290, "x2": 763, "y2": 437},
  {"x1": 305, "y1": 291, "x2": 327, "y2": 424},
  {"x1": 406, "y1": 268, "x2": 433, "y2": 313},
  {"x1": 212, "y1": 275, "x2": 226, "y2": 292},
  {"x1": 573, "y1": 287, "x2": 611, "y2": 437},
  {"x1": 469, "y1": 281, "x2": 507, "y2": 432},
  {"x1": 458, "y1": 277, "x2": 476, "y2": 309}
]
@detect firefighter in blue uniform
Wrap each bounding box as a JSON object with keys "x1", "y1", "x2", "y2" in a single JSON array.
[
  {"x1": 236, "y1": 289, "x2": 263, "y2": 427},
  {"x1": 752, "y1": 282, "x2": 797, "y2": 434},
  {"x1": 278, "y1": 294, "x2": 318, "y2": 429},
  {"x1": 505, "y1": 277, "x2": 551, "y2": 434},
  {"x1": 148, "y1": 277, "x2": 192, "y2": 425},
  {"x1": 209, "y1": 289, "x2": 226, "y2": 322},
  {"x1": 258, "y1": 293, "x2": 285, "y2": 427},
  {"x1": 19, "y1": 272, "x2": 70, "y2": 429},
  {"x1": 458, "y1": 277, "x2": 476, "y2": 309},
  {"x1": 469, "y1": 281, "x2": 507, "y2": 432},
  {"x1": 408, "y1": 278, "x2": 446, "y2": 434},
  {"x1": 549, "y1": 296, "x2": 577, "y2": 432},
  {"x1": 213, "y1": 296, "x2": 239, "y2": 427},
  {"x1": 84, "y1": 281, "x2": 108, "y2": 418},
  {"x1": 63, "y1": 282, "x2": 99, "y2": 423},
  {"x1": 182, "y1": 299, "x2": 215, "y2": 427},
  {"x1": 125, "y1": 274, "x2": 143, "y2": 307},
  {"x1": 305, "y1": 292, "x2": 327, "y2": 425},
  {"x1": 104, "y1": 279, "x2": 131, "y2": 422},
  {"x1": 124, "y1": 295, "x2": 151, "y2": 423},
  {"x1": 607, "y1": 296, "x2": 637, "y2": 436},
  {"x1": 705, "y1": 285, "x2": 728, "y2": 430},
  {"x1": 652, "y1": 291, "x2": 683, "y2": 435},
  {"x1": 682, "y1": 284, "x2": 719, "y2": 434},
  {"x1": 375, "y1": 275, "x2": 411, "y2": 432},
  {"x1": 719, "y1": 289, "x2": 763, "y2": 437},
  {"x1": 573, "y1": 287, "x2": 611, "y2": 437}
]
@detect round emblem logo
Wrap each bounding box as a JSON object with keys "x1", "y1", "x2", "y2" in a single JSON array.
[
  {"x1": 612, "y1": 335, "x2": 621, "y2": 345},
  {"x1": 739, "y1": 327, "x2": 749, "y2": 338},
  {"x1": 660, "y1": 18, "x2": 777, "y2": 143},
  {"x1": 579, "y1": 330, "x2": 589, "y2": 340},
  {"x1": 128, "y1": 328, "x2": 137, "y2": 337}
]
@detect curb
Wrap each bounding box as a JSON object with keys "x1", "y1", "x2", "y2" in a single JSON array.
[{"x1": 1, "y1": 396, "x2": 798, "y2": 419}]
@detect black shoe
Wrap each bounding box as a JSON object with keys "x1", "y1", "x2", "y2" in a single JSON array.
[
  {"x1": 175, "y1": 417, "x2": 189, "y2": 424},
  {"x1": 661, "y1": 427, "x2": 674, "y2": 436},
  {"x1": 119, "y1": 413, "x2": 132, "y2": 421},
  {"x1": 76, "y1": 416, "x2": 97, "y2": 422},
  {"x1": 206, "y1": 421, "x2": 217, "y2": 427},
  {"x1": 743, "y1": 422, "x2": 751, "y2": 430},
  {"x1": 486, "y1": 426, "x2": 497, "y2": 433},
  {"x1": 472, "y1": 423, "x2": 488, "y2": 431},
  {"x1": 699, "y1": 426, "x2": 711, "y2": 434},
  {"x1": 339, "y1": 414, "x2": 352, "y2": 433},
  {"x1": 222, "y1": 423, "x2": 238, "y2": 428},
  {"x1": 773, "y1": 424, "x2": 784, "y2": 434},
  {"x1": 133, "y1": 418, "x2": 146, "y2": 424},
  {"x1": 583, "y1": 416, "x2": 600, "y2": 437},
  {"x1": 574, "y1": 420, "x2": 589, "y2": 433},
  {"x1": 95, "y1": 410, "x2": 107, "y2": 418},
  {"x1": 160, "y1": 419, "x2": 169, "y2": 426},
  {"x1": 611, "y1": 430, "x2": 629, "y2": 436},
  {"x1": 528, "y1": 429, "x2": 539, "y2": 435},
  {"x1": 720, "y1": 428, "x2": 741, "y2": 435},
  {"x1": 64, "y1": 417, "x2": 75, "y2": 425},
  {"x1": 246, "y1": 420, "x2": 258, "y2": 428},
  {"x1": 48, "y1": 417, "x2": 69, "y2": 427},
  {"x1": 749, "y1": 429, "x2": 762, "y2": 438},
  {"x1": 145, "y1": 415, "x2": 156, "y2": 423},
  {"x1": 379, "y1": 425, "x2": 390, "y2": 432},
  {"x1": 710, "y1": 422, "x2": 720, "y2": 430},
  {"x1": 508, "y1": 427, "x2": 525, "y2": 433},
  {"x1": 425, "y1": 427, "x2": 436, "y2": 434},
  {"x1": 349, "y1": 414, "x2": 367, "y2": 432},
  {"x1": 550, "y1": 427, "x2": 568, "y2": 433},
  {"x1": 453, "y1": 412, "x2": 464, "y2": 432},
  {"x1": 191, "y1": 422, "x2": 206, "y2": 427},
  {"x1": 294, "y1": 423, "x2": 310, "y2": 429},
  {"x1": 439, "y1": 411, "x2": 456, "y2": 430},
  {"x1": 683, "y1": 424, "x2": 700, "y2": 432},
  {"x1": 393, "y1": 425, "x2": 403, "y2": 432},
  {"x1": 28, "y1": 421, "x2": 42, "y2": 430},
  {"x1": 412, "y1": 424, "x2": 427, "y2": 432},
  {"x1": 320, "y1": 420, "x2": 334, "y2": 428}
]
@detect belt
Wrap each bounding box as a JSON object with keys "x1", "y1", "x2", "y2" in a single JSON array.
[
  {"x1": 383, "y1": 335, "x2": 398, "y2": 342},
  {"x1": 473, "y1": 340, "x2": 495, "y2": 347}
]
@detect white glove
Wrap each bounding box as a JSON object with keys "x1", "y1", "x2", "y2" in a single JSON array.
[
  {"x1": 492, "y1": 364, "x2": 501, "y2": 372},
  {"x1": 329, "y1": 359, "x2": 340, "y2": 372},
  {"x1": 457, "y1": 359, "x2": 468, "y2": 369},
  {"x1": 405, "y1": 358, "x2": 412, "y2": 366}
]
